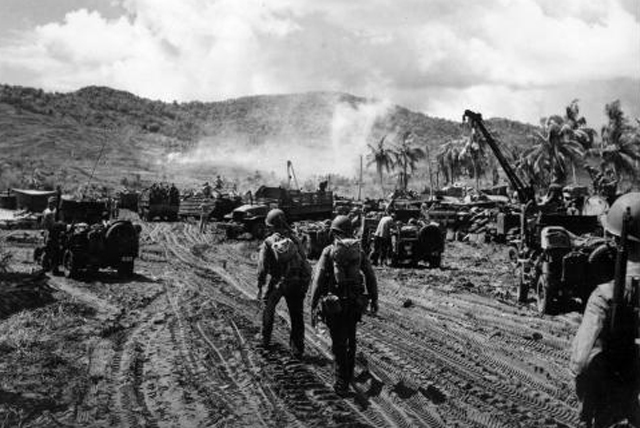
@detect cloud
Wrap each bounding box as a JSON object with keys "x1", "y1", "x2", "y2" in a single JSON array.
[{"x1": 0, "y1": 0, "x2": 638, "y2": 124}]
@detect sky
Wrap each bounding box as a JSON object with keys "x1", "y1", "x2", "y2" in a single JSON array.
[{"x1": 0, "y1": 0, "x2": 638, "y2": 127}]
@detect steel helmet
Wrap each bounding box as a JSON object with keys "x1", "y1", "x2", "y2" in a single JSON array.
[
  {"x1": 604, "y1": 192, "x2": 640, "y2": 242},
  {"x1": 265, "y1": 208, "x2": 287, "y2": 228},
  {"x1": 331, "y1": 215, "x2": 352, "y2": 235}
]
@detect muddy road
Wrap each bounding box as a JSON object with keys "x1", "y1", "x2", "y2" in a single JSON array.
[{"x1": 0, "y1": 221, "x2": 583, "y2": 427}]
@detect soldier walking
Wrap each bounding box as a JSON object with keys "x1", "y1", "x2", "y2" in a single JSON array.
[
  {"x1": 198, "y1": 202, "x2": 209, "y2": 233},
  {"x1": 257, "y1": 209, "x2": 311, "y2": 358},
  {"x1": 310, "y1": 215, "x2": 378, "y2": 396},
  {"x1": 571, "y1": 192, "x2": 640, "y2": 428}
]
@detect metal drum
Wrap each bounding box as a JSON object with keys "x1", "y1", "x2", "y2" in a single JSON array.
[{"x1": 581, "y1": 195, "x2": 609, "y2": 217}]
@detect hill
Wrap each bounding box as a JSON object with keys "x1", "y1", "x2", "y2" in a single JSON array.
[{"x1": 0, "y1": 84, "x2": 538, "y2": 194}]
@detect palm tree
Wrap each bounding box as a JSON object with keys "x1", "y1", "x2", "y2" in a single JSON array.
[
  {"x1": 393, "y1": 131, "x2": 425, "y2": 191},
  {"x1": 436, "y1": 140, "x2": 463, "y2": 185},
  {"x1": 564, "y1": 99, "x2": 597, "y2": 150},
  {"x1": 597, "y1": 100, "x2": 640, "y2": 183},
  {"x1": 526, "y1": 115, "x2": 585, "y2": 186},
  {"x1": 457, "y1": 129, "x2": 488, "y2": 190},
  {"x1": 367, "y1": 136, "x2": 395, "y2": 197}
]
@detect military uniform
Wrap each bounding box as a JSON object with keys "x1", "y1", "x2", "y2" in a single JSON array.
[
  {"x1": 257, "y1": 222, "x2": 311, "y2": 357},
  {"x1": 310, "y1": 225, "x2": 378, "y2": 394},
  {"x1": 369, "y1": 214, "x2": 394, "y2": 266},
  {"x1": 571, "y1": 192, "x2": 640, "y2": 428},
  {"x1": 571, "y1": 272, "x2": 640, "y2": 428}
]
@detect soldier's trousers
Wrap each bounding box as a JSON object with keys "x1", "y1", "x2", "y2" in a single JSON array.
[
  {"x1": 261, "y1": 285, "x2": 305, "y2": 356},
  {"x1": 576, "y1": 354, "x2": 640, "y2": 428},
  {"x1": 369, "y1": 236, "x2": 391, "y2": 266},
  {"x1": 326, "y1": 308, "x2": 359, "y2": 389}
]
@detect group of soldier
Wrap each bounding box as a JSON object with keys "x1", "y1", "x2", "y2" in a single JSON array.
[
  {"x1": 256, "y1": 208, "x2": 378, "y2": 396},
  {"x1": 256, "y1": 193, "x2": 640, "y2": 424},
  {"x1": 149, "y1": 182, "x2": 180, "y2": 205}
]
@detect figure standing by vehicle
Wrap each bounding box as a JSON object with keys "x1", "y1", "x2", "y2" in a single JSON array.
[
  {"x1": 310, "y1": 215, "x2": 379, "y2": 396},
  {"x1": 571, "y1": 192, "x2": 640, "y2": 428},
  {"x1": 199, "y1": 202, "x2": 209, "y2": 233},
  {"x1": 369, "y1": 209, "x2": 395, "y2": 266},
  {"x1": 257, "y1": 209, "x2": 311, "y2": 358},
  {"x1": 42, "y1": 196, "x2": 62, "y2": 275}
]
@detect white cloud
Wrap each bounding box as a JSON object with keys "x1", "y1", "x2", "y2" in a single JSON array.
[{"x1": 0, "y1": 0, "x2": 638, "y2": 124}]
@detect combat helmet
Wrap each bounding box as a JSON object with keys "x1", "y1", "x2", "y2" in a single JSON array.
[
  {"x1": 265, "y1": 208, "x2": 287, "y2": 228},
  {"x1": 604, "y1": 192, "x2": 640, "y2": 242},
  {"x1": 331, "y1": 215, "x2": 352, "y2": 235}
]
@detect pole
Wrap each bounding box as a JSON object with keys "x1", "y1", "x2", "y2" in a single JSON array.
[{"x1": 358, "y1": 155, "x2": 363, "y2": 201}]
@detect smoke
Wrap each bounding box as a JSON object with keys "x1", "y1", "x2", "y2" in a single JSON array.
[{"x1": 164, "y1": 98, "x2": 391, "y2": 182}]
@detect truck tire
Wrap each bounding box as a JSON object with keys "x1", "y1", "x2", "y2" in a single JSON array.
[
  {"x1": 516, "y1": 264, "x2": 529, "y2": 303},
  {"x1": 429, "y1": 253, "x2": 442, "y2": 269},
  {"x1": 62, "y1": 249, "x2": 79, "y2": 279},
  {"x1": 536, "y1": 274, "x2": 554, "y2": 314},
  {"x1": 118, "y1": 261, "x2": 134, "y2": 277},
  {"x1": 250, "y1": 222, "x2": 266, "y2": 240}
]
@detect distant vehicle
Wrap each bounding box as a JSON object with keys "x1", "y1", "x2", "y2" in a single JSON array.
[
  {"x1": 138, "y1": 184, "x2": 179, "y2": 221},
  {"x1": 36, "y1": 197, "x2": 141, "y2": 278},
  {"x1": 389, "y1": 221, "x2": 445, "y2": 268},
  {"x1": 178, "y1": 192, "x2": 243, "y2": 220},
  {"x1": 61, "y1": 219, "x2": 141, "y2": 278},
  {"x1": 223, "y1": 185, "x2": 333, "y2": 239}
]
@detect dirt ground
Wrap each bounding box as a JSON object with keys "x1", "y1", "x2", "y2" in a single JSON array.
[{"x1": 0, "y1": 216, "x2": 584, "y2": 428}]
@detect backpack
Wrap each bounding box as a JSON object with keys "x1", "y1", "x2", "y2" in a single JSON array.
[
  {"x1": 270, "y1": 232, "x2": 311, "y2": 294},
  {"x1": 330, "y1": 238, "x2": 364, "y2": 297}
]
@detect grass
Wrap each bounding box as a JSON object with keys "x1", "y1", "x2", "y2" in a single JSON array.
[{"x1": 0, "y1": 297, "x2": 99, "y2": 427}]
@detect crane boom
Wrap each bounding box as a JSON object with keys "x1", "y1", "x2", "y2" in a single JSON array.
[{"x1": 462, "y1": 110, "x2": 534, "y2": 205}]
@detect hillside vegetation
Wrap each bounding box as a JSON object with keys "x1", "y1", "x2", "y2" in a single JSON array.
[{"x1": 0, "y1": 84, "x2": 537, "y2": 192}]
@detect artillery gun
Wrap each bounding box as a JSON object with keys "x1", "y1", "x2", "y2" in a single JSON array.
[{"x1": 463, "y1": 110, "x2": 614, "y2": 313}]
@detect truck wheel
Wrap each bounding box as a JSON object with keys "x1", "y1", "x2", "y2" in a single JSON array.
[
  {"x1": 516, "y1": 264, "x2": 529, "y2": 303},
  {"x1": 118, "y1": 261, "x2": 134, "y2": 277},
  {"x1": 536, "y1": 274, "x2": 553, "y2": 314},
  {"x1": 250, "y1": 222, "x2": 266, "y2": 239},
  {"x1": 62, "y1": 250, "x2": 79, "y2": 279},
  {"x1": 430, "y1": 253, "x2": 442, "y2": 269}
]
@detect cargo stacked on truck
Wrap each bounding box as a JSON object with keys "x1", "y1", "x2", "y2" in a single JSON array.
[{"x1": 223, "y1": 161, "x2": 334, "y2": 239}]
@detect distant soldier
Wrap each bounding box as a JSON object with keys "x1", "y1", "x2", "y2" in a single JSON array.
[
  {"x1": 169, "y1": 183, "x2": 180, "y2": 206},
  {"x1": 310, "y1": 215, "x2": 378, "y2": 396},
  {"x1": 202, "y1": 182, "x2": 212, "y2": 198},
  {"x1": 567, "y1": 202, "x2": 580, "y2": 216},
  {"x1": 369, "y1": 210, "x2": 396, "y2": 266},
  {"x1": 198, "y1": 202, "x2": 209, "y2": 233},
  {"x1": 42, "y1": 197, "x2": 62, "y2": 275},
  {"x1": 257, "y1": 209, "x2": 312, "y2": 358},
  {"x1": 214, "y1": 175, "x2": 224, "y2": 190},
  {"x1": 571, "y1": 193, "x2": 640, "y2": 428}
]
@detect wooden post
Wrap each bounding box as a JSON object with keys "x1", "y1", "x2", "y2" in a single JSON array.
[{"x1": 358, "y1": 155, "x2": 363, "y2": 201}]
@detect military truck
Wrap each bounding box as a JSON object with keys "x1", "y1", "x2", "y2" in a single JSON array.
[
  {"x1": 36, "y1": 197, "x2": 141, "y2": 278},
  {"x1": 178, "y1": 192, "x2": 243, "y2": 220},
  {"x1": 61, "y1": 219, "x2": 141, "y2": 278},
  {"x1": 389, "y1": 220, "x2": 445, "y2": 268},
  {"x1": 138, "y1": 184, "x2": 180, "y2": 221},
  {"x1": 223, "y1": 186, "x2": 333, "y2": 239},
  {"x1": 463, "y1": 109, "x2": 612, "y2": 313}
]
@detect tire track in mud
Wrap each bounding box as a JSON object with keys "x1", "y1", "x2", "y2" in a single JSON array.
[
  {"x1": 149, "y1": 222, "x2": 582, "y2": 428},
  {"x1": 158, "y1": 223, "x2": 422, "y2": 428}
]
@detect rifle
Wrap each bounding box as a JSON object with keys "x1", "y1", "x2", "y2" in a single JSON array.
[{"x1": 609, "y1": 207, "x2": 631, "y2": 340}]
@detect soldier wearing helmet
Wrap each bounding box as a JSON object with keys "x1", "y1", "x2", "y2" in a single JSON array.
[
  {"x1": 571, "y1": 192, "x2": 640, "y2": 427},
  {"x1": 310, "y1": 215, "x2": 378, "y2": 396},
  {"x1": 257, "y1": 209, "x2": 311, "y2": 358}
]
